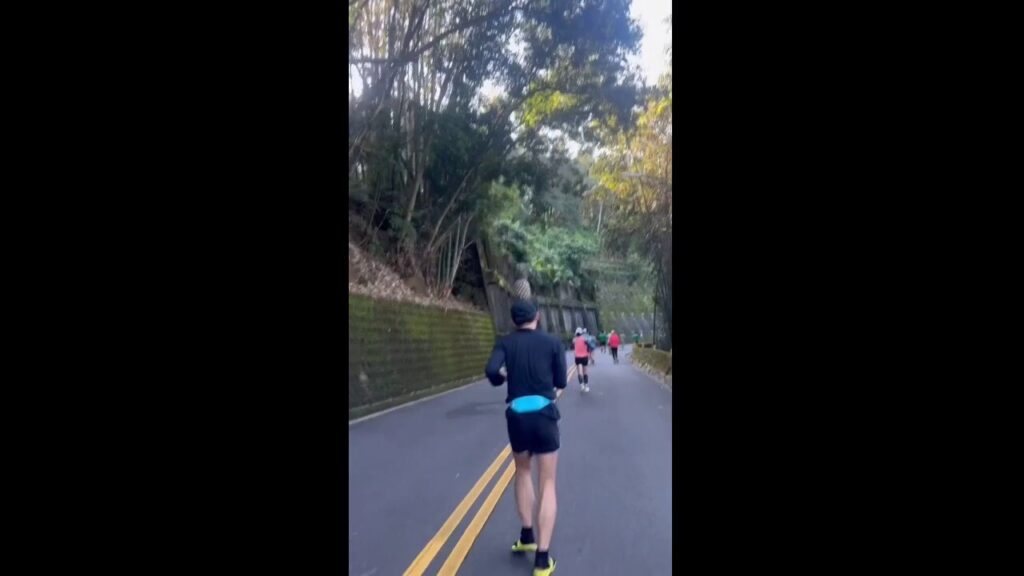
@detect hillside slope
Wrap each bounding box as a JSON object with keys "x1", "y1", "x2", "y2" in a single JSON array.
[{"x1": 348, "y1": 241, "x2": 476, "y2": 312}]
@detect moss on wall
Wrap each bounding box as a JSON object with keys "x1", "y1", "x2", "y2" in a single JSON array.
[{"x1": 349, "y1": 295, "x2": 496, "y2": 419}]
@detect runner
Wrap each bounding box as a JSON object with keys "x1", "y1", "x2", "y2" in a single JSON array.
[
  {"x1": 572, "y1": 328, "x2": 591, "y2": 392},
  {"x1": 609, "y1": 329, "x2": 621, "y2": 364},
  {"x1": 598, "y1": 330, "x2": 608, "y2": 354},
  {"x1": 584, "y1": 328, "x2": 598, "y2": 366},
  {"x1": 485, "y1": 300, "x2": 565, "y2": 576}
]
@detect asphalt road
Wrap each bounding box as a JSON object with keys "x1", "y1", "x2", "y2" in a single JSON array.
[{"x1": 349, "y1": 345, "x2": 672, "y2": 576}]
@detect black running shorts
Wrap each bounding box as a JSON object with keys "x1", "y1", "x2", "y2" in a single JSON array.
[
  {"x1": 506, "y1": 403, "x2": 560, "y2": 454},
  {"x1": 574, "y1": 356, "x2": 589, "y2": 366}
]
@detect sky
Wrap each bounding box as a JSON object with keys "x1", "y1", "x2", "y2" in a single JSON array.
[{"x1": 629, "y1": 0, "x2": 672, "y2": 87}]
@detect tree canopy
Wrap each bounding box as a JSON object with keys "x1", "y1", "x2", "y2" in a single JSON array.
[
  {"x1": 349, "y1": 0, "x2": 642, "y2": 294},
  {"x1": 348, "y1": 2, "x2": 672, "y2": 348},
  {"x1": 588, "y1": 28, "x2": 672, "y2": 347}
]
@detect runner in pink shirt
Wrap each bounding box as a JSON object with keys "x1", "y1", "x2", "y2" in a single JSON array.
[{"x1": 573, "y1": 328, "x2": 590, "y2": 392}]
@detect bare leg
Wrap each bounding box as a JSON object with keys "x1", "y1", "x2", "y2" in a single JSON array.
[
  {"x1": 535, "y1": 451, "x2": 559, "y2": 551},
  {"x1": 512, "y1": 451, "x2": 535, "y2": 529}
]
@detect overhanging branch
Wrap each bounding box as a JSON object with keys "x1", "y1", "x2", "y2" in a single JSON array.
[{"x1": 350, "y1": 0, "x2": 519, "y2": 67}]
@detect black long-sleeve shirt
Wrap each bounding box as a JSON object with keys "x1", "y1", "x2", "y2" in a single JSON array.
[{"x1": 485, "y1": 328, "x2": 567, "y2": 404}]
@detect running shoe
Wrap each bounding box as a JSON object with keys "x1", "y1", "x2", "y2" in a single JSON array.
[
  {"x1": 511, "y1": 539, "x2": 538, "y2": 553},
  {"x1": 533, "y1": 557, "x2": 556, "y2": 575}
]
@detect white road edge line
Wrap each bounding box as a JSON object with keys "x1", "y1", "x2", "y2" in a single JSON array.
[
  {"x1": 349, "y1": 378, "x2": 483, "y2": 426},
  {"x1": 351, "y1": 357, "x2": 577, "y2": 426}
]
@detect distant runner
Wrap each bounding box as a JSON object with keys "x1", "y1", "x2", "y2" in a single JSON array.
[
  {"x1": 584, "y1": 328, "x2": 598, "y2": 366},
  {"x1": 485, "y1": 300, "x2": 565, "y2": 576},
  {"x1": 609, "y1": 329, "x2": 621, "y2": 364},
  {"x1": 598, "y1": 331, "x2": 608, "y2": 353},
  {"x1": 573, "y1": 328, "x2": 591, "y2": 392}
]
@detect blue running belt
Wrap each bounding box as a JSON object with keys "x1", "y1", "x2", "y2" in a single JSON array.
[{"x1": 509, "y1": 395, "x2": 551, "y2": 414}]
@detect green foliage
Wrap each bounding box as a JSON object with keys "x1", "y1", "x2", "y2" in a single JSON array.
[
  {"x1": 592, "y1": 256, "x2": 653, "y2": 313},
  {"x1": 526, "y1": 226, "x2": 599, "y2": 290},
  {"x1": 589, "y1": 253, "x2": 651, "y2": 291},
  {"x1": 480, "y1": 179, "x2": 526, "y2": 221},
  {"x1": 491, "y1": 219, "x2": 529, "y2": 264},
  {"x1": 586, "y1": 27, "x2": 673, "y2": 346},
  {"x1": 480, "y1": 179, "x2": 529, "y2": 265},
  {"x1": 523, "y1": 90, "x2": 580, "y2": 128},
  {"x1": 510, "y1": 0, "x2": 643, "y2": 137},
  {"x1": 488, "y1": 217, "x2": 600, "y2": 292},
  {"x1": 348, "y1": 0, "x2": 649, "y2": 301},
  {"x1": 500, "y1": 147, "x2": 589, "y2": 227},
  {"x1": 480, "y1": 149, "x2": 605, "y2": 295}
]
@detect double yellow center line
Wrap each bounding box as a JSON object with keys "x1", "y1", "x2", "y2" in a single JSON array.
[{"x1": 402, "y1": 364, "x2": 577, "y2": 576}]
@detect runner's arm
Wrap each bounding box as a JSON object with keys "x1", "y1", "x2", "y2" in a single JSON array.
[
  {"x1": 484, "y1": 342, "x2": 506, "y2": 386},
  {"x1": 553, "y1": 340, "x2": 567, "y2": 393}
]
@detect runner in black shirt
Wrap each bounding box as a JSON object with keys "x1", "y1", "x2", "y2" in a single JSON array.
[{"x1": 485, "y1": 300, "x2": 565, "y2": 576}]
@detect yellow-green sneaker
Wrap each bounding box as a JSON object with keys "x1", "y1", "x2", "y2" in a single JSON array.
[
  {"x1": 511, "y1": 539, "x2": 538, "y2": 553},
  {"x1": 533, "y1": 557, "x2": 556, "y2": 576}
]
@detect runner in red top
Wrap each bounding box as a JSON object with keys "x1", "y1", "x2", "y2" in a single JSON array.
[
  {"x1": 608, "y1": 330, "x2": 621, "y2": 364},
  {"x1": 573, "y1": 328, "x2": 590, "y2": 392}
]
